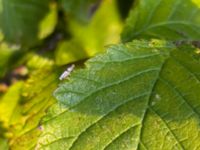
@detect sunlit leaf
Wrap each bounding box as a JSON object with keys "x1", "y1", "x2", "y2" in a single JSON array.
[
  {"x1": 55, "y1": 39, "x2": 87, "y2": 65},
  {"x1": 0, "y1": 42, "x2": 19, "y2": 78},
  {"x1": 0, "y1": 55, "x2": 61, "y2": 149},
  {"x1": 0, "y1": 82, "x2": 23, "y2": 127},
  {"x1": 38, "y1": 40, "x2": 200, "y2": 150},
  {"x1": 55, "y1": 0, "x2": 122, "y2": 65},
  {"x1": 38, "y1": 3, "x2": 57, "y2": 40}
]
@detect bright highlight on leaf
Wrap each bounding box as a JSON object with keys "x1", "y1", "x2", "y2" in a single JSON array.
[
  {"x1": 0, "y1": 55, "x2": 62, "y2": 150},
  {"x1": 122, "y1": 0, "x2": 200, "y2": 42},
  {"x1": 37, "y1": 40, "x2": 200, "y2": 150},
  {"x1": 55, "y1": 0, "x2": 122, "y2": 65}
]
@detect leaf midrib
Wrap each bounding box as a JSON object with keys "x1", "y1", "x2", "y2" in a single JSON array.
[
  {"x1": 66, "y1": 53, "x2": 168, "y2": 150},
  {"x1": 135, "y1": 58, "x2": 167, "y2": 150},
  {"x1": 43, "y1": 47, "x2": 200, "y2": 149}
]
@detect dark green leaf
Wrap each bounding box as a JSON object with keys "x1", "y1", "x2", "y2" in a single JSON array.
[
  {"x1": 0, "y1": 0, "x2": 57, "y2": 47},
  {"x1": 122, "y1": 0, "x2": 200, "y2": 42},
  {"x1": 61, "y1": 0, "x2": 99, "y2": 23}
]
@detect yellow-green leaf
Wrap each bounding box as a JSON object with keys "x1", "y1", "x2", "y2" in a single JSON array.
[
  {"x1": 0, "y1": 55, "x2": 61, "y2": 150},
  {"x1": 37, "y1": 40, "x2": 200, "y2": 149},
  {"x1": 55, "y1": 0, "x2": 122, "y2": 65}
]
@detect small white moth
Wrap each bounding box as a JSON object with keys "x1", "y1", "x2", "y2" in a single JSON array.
[{"x1": 59, "y1": 64, "x2": 75, "y2": 80}]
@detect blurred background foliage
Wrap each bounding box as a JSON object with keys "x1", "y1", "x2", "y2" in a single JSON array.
[
  {"x1": 0, "y1": 0, "x2": 134, "y2": 149},
  {"x1": 0, "y1": 0, "x2": 134, "y2": 76}
]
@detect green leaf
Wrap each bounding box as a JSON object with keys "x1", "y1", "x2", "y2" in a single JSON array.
[
  {"x1": 55, "y1": 0, "x2": 122, "y2": 65},
  {"x1": 55, "y1": 39, "x2": 87, "y2": 65},
  {"x1": 37, "y1": 40, "x2": 200, "y2": 149},
  {"x1": 0, "y1": 42, "x2": 19, "y2": 78},
  {"x1": 122, "y1": 0, "x2": 200, "y2": 42},
  {"x1": 0, "y1": 82, "x2": 23, "y2": 128},
  {"x1": 0, "y1": 55, "x2": 61, "y2": 149},
  {"x1": 38, "y1": 3, "x2": 57, "y2": 40},
  {"x1": 0, "y1": 30, "x2": 3, "y2": 41},
  {"x1": 61, "y1": 0, "x2": 99, "y2": 23},
  {"x1": 0, "y1": 0, "x2": 57, "y2": 47},
  {"x1": 0, "y1": 138, "x2": 8, "y2": 150}
]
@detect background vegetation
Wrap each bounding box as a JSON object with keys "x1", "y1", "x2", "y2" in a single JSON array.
[{"x1": 0, "y1": 0, "x2": 200, "y2": 149}]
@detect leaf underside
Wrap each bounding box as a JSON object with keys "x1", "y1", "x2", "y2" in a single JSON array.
[{"x1": 36, "y1": 40, "x2": 200, "y2": 150}]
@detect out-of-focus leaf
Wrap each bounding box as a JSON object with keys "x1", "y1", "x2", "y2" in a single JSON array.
[
  {"x1": 0, "y1": 82, "x2": 23, "y2": 127},
  {"x1": 194, "y1": 48, "x2": 200, "y2": 61},
  {"x1": 116, "y1": 0, "x2": 134, "y2": 19},
  {"x1": 122, "y1": 0, "x2": 200, "y2": 42},
  {"x1": 61, "y1": 0, "x2": 99, "y2": 23},
  {"x1": 68, "y1": 0, "x2": 122, "y2": 55},
  {"x1": 0, "y1": 138, "x2": 8, "y2": 150},
  {"x1": 26, "y1": 54, "x2": 54, "y2": 71},
  {"x1": 0, "y1": 55, "x2": 61, "y2": 149},
  {"x1": 174, "y1": 42, "x2": 200, "y2": 62},
  {"x1": 0, "y1": 44, "x2": 35, "y2": 80},
  {"x1": 0, "y1": 122, "x2": 7, "y2": 137},
  {"x1": 0, "y1": 0, "x2": 57, "y2": 47},
  {"x1": 0, "y1": 43, "x2": 18, "y2": 78},
  {"x1": 55, "y1": 40, "x2": 87, "y2": 65},
  {"x1": 38, "y1": 3, "x2": 57, "y2": 40},
  {"x1": 0, "y1": 31, "x2": 3, "y2": 41},
  {"x1": 55, "y1": 0, "x2": 122, "y2": 65},
  {"x1": 38, "y1": 40, "x2": 200, "y2": 149}
]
